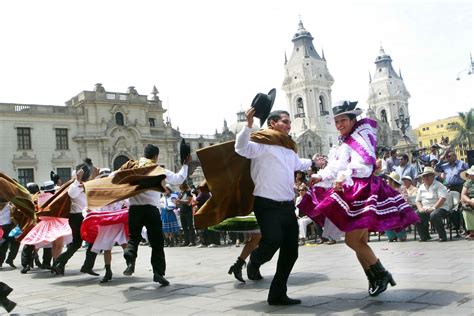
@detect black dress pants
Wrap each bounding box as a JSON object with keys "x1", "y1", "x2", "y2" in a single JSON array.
[
  {"x1": 124, "y1": 205, "x2": 166, "y2": 276},
  {"x1": 0, "y1": 223, "x2": 20, "y2": 265},
  {"x1": 56, "y1": 213, "x2": 83, "y2": 265},
  {"x1": 180, "y1": 209, "x2": 196, "y2": 245},
  {"x1": 250, "y1": 196, "x2": 298, "y2": 300}
]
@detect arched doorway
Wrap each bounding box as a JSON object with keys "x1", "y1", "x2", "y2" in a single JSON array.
[{"x1": 113, "y1": 155, "x2": 130, "y2": 170}]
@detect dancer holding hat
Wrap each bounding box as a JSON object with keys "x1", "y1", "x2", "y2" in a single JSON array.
[{"x1": 234, "y1": 89, "x2": 315, "y2": 306}]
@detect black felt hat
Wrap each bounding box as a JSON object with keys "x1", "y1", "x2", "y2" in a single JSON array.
[
  {"x1": 251, "y1": 88, "x2": 276, "y2": 127},
  {"x1": 332, "y1": 100, "x2": 363, "y2": 117},
  {"x1": 180, "y1": 139, "x2": 191, "y2": 165}
]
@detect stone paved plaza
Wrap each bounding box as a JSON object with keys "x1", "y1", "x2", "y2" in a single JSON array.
[{"x1": 1, "y1": 234, "x2": 473, "y2": 315}]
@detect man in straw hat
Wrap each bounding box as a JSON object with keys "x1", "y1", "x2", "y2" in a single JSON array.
[{"x1": 415, "y1": 166, "x2": 450, "y2": 242}]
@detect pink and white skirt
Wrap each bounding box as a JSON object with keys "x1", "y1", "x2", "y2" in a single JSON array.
[{"x1": 21, "y1": 216, "x2": 72, "y2": 248}]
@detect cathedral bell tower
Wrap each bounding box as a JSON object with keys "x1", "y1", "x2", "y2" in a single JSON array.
[
  {"x1": 282, "y1": 19, "x2": 338, "y2": 154},
  {"x1": 367, "y1": 46, "x2": 413, "y2": 142}
]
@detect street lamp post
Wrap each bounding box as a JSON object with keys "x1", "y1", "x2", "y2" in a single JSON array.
[
  {"x1": 456, "y1": 53, "x2": 473, "y2": 80},
  {"x1": 394, "y1": 111, "x2": 410, "y2": 140}
]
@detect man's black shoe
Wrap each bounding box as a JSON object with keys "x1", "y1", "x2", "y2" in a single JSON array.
[
  {"x1": 246, "y1": 260, "x2": 263, "y2": 281},
  {"x1": 0, "y1": 297, "x2": 16, "y2": 313},
  {"x1": 268, "y1": 295, "x2": 301, "y2": 306},
  {"x1": 0, "y1": 283, "x2": 13, "y2": 297},
  {"x1": 5, "y1": 260, "x2": 16, "y2": 269},
  {"x1": 123, "y1": 261, "x2": 135, "y2": 276},
  {"x1": 80, "y1": 267, "x2": 100, "y2": 276},
  {"x1": 153, "y1": 274, "x2": 170, "y2": 286}
]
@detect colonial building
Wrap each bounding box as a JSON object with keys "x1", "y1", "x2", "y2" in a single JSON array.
[
  {"x1": 282, "y1": 20, "x2": 339, "y2": 157},
  {"x1": 414, "y1": 116, "x2": 468, "y2": 162},
  {"x1": 0, "y1": 84, "x2": 181, "y2": 186},
  {"x1": 367, "y1": 46, "x2": 415, "y2": 148}
]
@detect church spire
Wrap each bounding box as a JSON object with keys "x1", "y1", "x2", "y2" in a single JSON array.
[
  {"x1": 321, "y1": 48, "x2": 326, "y2": 61},
  {"x1": 399, "y1": 68, "x2": 403, "y2": 80},
  {"x1": 369, "y1": 71, "x2": 372, "y2": 83},
  {"x1": 284, "y1": 51, "x2": 288, "y2": 65}
]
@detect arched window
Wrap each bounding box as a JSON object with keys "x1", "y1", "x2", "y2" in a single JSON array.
[
  {"x1": 115, "y1": 112, "x2": 124, "y2": 126},
  {"x1": 295, "y1": 97, "x2": 305, "y2": 118},
  {"x1": 319, "y1": 95, "x2": 327, "y2": 115},
  {"x1": 380, "y1": 109, "x2": 388, "y2": 123}
]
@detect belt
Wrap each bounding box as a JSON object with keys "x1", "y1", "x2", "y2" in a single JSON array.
[{"x1": 255, "y1": 196, "x2": 294, "y2": 207}]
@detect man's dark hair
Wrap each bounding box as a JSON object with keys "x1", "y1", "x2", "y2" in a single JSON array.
[
  {"x1": 75, "y1": 163, "x2": 91, "y2": 181},
  {"x1": 401, "y1": 154, "x2": 409, "y2": 161},
  {"x1": 26, "y1": 183, "x2": 40, "y2": 195},
  {"x1": 390, "y1": 149, "x2": 397, "y2": 156},
  {"x1": 267, "y1": 110, "x2": 290, "y2": 127},
  {"x1": 144, "y1": 144, "x2": 159, "y2": 159}
]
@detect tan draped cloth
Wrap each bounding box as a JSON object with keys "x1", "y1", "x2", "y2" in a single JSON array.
[
  {"x1": 0, "y1": 173, "x2": 36, "y2": 239},
  {"x1": 84, "y1": 158, "x2": 168, "y2": 209},
  {"x1": 37, "y1": 179, "x2": 75, "y2": 218},
  {"x1": 194, "y1": 128, "x2": 297, "y2": 229}
]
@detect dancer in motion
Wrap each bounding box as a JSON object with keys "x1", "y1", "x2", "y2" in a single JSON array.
[
  {"x1": 301, "y1": 100, "x2": 419, "y2": 296},
  {"x1": 235, "y1": 103, "x2": 314, "y2": 305}
]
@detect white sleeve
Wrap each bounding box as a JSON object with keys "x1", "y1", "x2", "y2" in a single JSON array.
[
  {"x1": 165, "y1": 165, "x2": 188, "y2": 185},
  {"x1": 294, "y1": 155, "x2": 312, "y2": 172},
  {"x1": 68, "y1": 180, "x2": 83, "y2": 199},
  {"x1": 234, "y1": 126, "x2": 266, "y2": 159}
]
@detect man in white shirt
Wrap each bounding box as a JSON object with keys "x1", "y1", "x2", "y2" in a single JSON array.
[
  {"x1": 235, "y1": 109, "x2": 312, "y2": 306},
  {"x1": 123, "y1": 144, "x2": 189, "y2": 286},
  {"x1": 415, "y1": 167, "x2": 449, "y2": 242},
  {"x1": 53, "y1": 165, "x2": 91, "y2": 275}
]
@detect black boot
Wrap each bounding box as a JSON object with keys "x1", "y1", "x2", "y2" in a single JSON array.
[
  {"x1": 368, "y1": 259, "x2": 396, "y2": 296},
  {"x1": 52, "y1": 260, "x2": 65, "y2": 275},
  {"x1": 21, "y1": 265, "x2": 31, "y2": 274},
  {"x1": 123, "y1": 252, "x2": 135, "y2": 276},
  {"x1": 80, "y1": 245, "x2": 99, "y2": 276},
  {"x1": 33, "y1": 251, "x2": 42, "y2": 268},
  {"x1": 246, "y1": 260, "x2": 263, "y2": 281},
  {"x1": 100, "y1": 265, "x2": 113, "y2": 283},
  {"x1": 42, "y1": 248, "x2": 52, "y2": 270},
  {"x1": 0, "y1": 297, "x2": 16, "y2": 313},
  {"x1": 0, "y1": 283, "x2": 13, "y2": 298},
  {"x1": 228, "y1": 257, "x2": 246, "y2": 283},
  {"x1": 364, "y1": 268, "x2": 377, "y2": 295}
]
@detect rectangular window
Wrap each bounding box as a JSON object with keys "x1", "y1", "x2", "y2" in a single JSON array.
[
  {"x1": 430, "y1": 139, "x2": 433, "y2": 145},
  {"x1": 17, "y1": 127, "x2": 31, "y2": 150},
  {"x1": 419, "y1": 141, "x2": 423, "y2": 147},
  {"x1": 434, "y1": 139, "x2": 437, "y2": 144},
  {"x1": 149, "y1": 118, "x2": 155, "y2": 127},
  {"x1": 55, "y1": 128, "x2": 69, "y2": 150},
  {"x1": 18, "y1": 168, "x2": 34, "y2": 187},
  {"x1": 56, "y1": 168, "x2": 72, "y2": 183}
]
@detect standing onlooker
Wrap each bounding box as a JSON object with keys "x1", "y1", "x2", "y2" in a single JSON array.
[
  {"x1": 435, "y1": 151, "x2": 469, "y2": 232},
  {"x1": 195, "y1": 182, "x2": 220, "y2": 247},
  {"x1": 415, "y1": 167, "x2": 449, "y2": 242},
  {"x1": 395, "y1": 154, "x2": 417, "y2": 185},
  {"x1": 0, "y1": 202, "x2": 20, "y2": 269},
  {"x1": 460, "y1": 166, "x2": 474, "y2": 240},
  {"x1": 176, "y1": 183, "x2": 196, "y2": 246},
  {"x1": 435, "y1": 151, "x2": 469, "y2": 194},
  {"x1": 385, "y1": 149, "x2": 400, "y2": 174},
  {"x1": 160, "y1": 185, "x2": 180, "y2": 247}
]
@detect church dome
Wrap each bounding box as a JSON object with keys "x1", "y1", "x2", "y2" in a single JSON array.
[{"x1": 228, "y1": 121, "x2": 260, "y2": 134}]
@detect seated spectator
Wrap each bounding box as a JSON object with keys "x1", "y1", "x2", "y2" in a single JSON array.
[
  {"x1": 402, "y1": 175, "x2": 417, "y2": 206},
  {"x1": 296, "y1": 184, "x2": 313, "y2": 246},
  {"x1": 415, "y1": 167, "x2": 449, "y2": 242},
  {"x1": 460, "y1": 166, "x2": 474, "y2": 240},
  {"x1": 384, "y1": 172, "x2": 407, "y2": 242}
]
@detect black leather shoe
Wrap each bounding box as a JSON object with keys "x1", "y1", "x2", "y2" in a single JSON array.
[
  {"x1": 5, "y1": 260, "x2": 16, "y2": 269},
  {"x1": 0, "y1": 297, "x2": 16, "y2": 313},
  {"x1": 80, "y1": 267, "x2": 100, "y2": 276},
  {"x1": 0, "y1": 283, "x2": 13, "y2": 297},
  {"x1": 268, "y1": 295, "x2": 301, "y2": 306},
  {"x1": 52, "y1": 262, "x2": 65, "y2": 275},
  {"x1": 123, "y1": 261, "x2": 135, "y2": 276},
  {"x1": 247, "y1": 260, "x2": 263, "y2": 281},
  {"x1": 21, "y1": 265, "x2": 31, "y2": 274},
  {"x1": 153, "y1": 274, "x2": 170, "y2": 286}
]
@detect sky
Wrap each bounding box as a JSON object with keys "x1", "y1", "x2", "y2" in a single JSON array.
[{"x1": 0, "y1": 0, "x2": 471, "y2": 135}]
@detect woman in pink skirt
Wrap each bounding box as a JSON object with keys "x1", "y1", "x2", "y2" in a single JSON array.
[{"x1": 300, "y1": 101, "x2": 419, "y2": 297}]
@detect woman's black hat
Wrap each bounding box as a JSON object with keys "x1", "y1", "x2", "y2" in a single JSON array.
[
  {"x1": 332, "y1": 100, "x2": 363, "y2": 117},
  {"x1": 251, "y1": 88, "x2": 276, "y2": 127}
]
